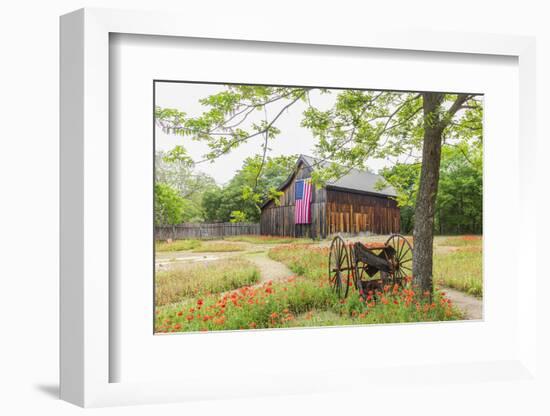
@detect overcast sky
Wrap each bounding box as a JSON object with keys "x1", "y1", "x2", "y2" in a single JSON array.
[{"x1": 155, "y1": 82, "x2": 400, "y2": 185}]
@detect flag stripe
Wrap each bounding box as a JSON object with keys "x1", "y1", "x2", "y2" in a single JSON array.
[{"x1": 295, "y1": 178, "x2": 312, "y2": 224}]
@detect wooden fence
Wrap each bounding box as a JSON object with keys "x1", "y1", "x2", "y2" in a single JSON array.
[{"x1": 155, "y1": 222, "x2": 260, "y2": 241}]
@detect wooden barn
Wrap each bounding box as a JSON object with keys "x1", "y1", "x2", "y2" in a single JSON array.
[{"x1": 260, "y1": 155, "x2": 400, "y2": 239}]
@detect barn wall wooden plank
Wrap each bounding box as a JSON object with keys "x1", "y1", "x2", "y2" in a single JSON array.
[
  {"x1": 259, "y1": 160, "x2": 400, "y2": 238},
  {"x1": 324, "y1": 189, "x2": 400, "y2": 237}
]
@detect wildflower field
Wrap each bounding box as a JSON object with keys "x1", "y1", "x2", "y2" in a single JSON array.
[
  {"x1": 154, "y1": 235, "x2": 482, "y2": 333},
  {"x1": 434, "y1": 235, "x2": 483, "y2": 297}
]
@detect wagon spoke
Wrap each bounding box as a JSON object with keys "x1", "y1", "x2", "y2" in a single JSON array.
[
  {"x1": 396, "y1": 236, "x2": 403, "y2": 258},
  {"x1": 400, "y1": 245, "x2": 411, "y2": 262},
  {"x1": 397, "y1": 236, "x2": 405, "y2": 259}
]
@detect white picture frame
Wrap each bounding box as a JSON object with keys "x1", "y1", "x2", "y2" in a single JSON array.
[{"x1": 60, "y1": 7, "x2": 539, "y2": 408}]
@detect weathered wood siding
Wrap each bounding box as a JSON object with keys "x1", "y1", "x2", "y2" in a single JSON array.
[
  {"x1": 260, "y1": 160, "x2": 400, "y2": 238},
  {"x1": 325, "y1": 189, "x2": 400, "y2": 236},
  {"x1": 260, "y1": 162, "x2": 327, "y2": 238},
  {"x1": 156, "y1": 222, "x2": 260, "y2": 241},
  {"x1": 260, "y1": 201, "x2": 327, "y2": 239}
]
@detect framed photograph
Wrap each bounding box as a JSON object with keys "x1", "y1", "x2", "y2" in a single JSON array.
[
  {"x1": 152, "y1": 79, "x2": 482, "y2": 335},
  {"x1": 60, "y1": 7, "x2": 539, "y2": 408}
]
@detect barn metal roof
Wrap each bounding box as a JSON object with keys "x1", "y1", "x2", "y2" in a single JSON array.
[
  {"x1": 261, "y1": 155, "x2": 397, "y2": 209},
  {"x1": 298, "y1": 155, "x2": 397, "y2": 198}
]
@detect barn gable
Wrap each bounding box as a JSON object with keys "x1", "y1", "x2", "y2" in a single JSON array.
[
  {"x1": 262, "y1": 155, "x2": 324, "y2": 210},
  {"x1": 260, "y1": 155, "x2": 400, "y2": 238},
  {"x1": 298, "y1": 154, "x2": 397, "y2": 197}
]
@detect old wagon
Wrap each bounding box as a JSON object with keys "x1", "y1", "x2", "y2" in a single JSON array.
[{"x1": 328, "y1": 234, "x2": 413, "y2": 298}]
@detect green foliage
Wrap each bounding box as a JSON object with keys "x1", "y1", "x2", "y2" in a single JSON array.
[
  {"x1": 435, "y1": 144, "x2": 482, "y2": 234},
  {"x1": 161, "y1": 145, "x2": 193, "y2": 165},
  {"x1": 155, "y1": 86, "x2": 308, "y2": 162},
  {"x1": 378, "y1": 163, "x2": 421, "y2": 233},
  {"x1": 202, "y1": 154, "x2": 296, "y2": 222},
  {"x1": 229, "y1": 210, "x2": 248, "y2": 223},
  {"x1": 378, "y1": 140, "x2": 482, "y2": 235},
  {"x1": 155, "y1": 151, "x2": 217, "y2": 222},
  {"x1": 154, "y1": 183, "x2": 186, "y2": 226}
]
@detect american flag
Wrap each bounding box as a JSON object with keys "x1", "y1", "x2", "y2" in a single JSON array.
[{"x1": 295, "y1": 178, "x2": 312, "y2": 224}]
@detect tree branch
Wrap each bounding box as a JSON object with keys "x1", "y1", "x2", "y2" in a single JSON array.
[
  {"x1": 195, "y1": 90, "x2": 309, "y2": 163},
  {"x1": 441, "y1": 94, "x2": 479, "y2": 129}
]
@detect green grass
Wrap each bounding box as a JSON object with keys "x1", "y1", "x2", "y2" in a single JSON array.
[
  {"x1": 225, "y1": 235, "x2": 312, "y2": 244},
  {"x1": 268, "y1": 244, "x2": 326, "y2": 279},
  {"x1": 434, "y1": 244, "x2": 482, "y2": 297},
  {"x1": 155, "y1": 258, "x2": 260, "y2": 306},
  {"x1": 155, "y1": 244, "x2": 462, "y2": 333},
  {"x1": 155, "y1": 239, "x2": 201, "y2": 252},
  {"x1": 192, "y1": 241, "x2": 245, "y2": 252}
]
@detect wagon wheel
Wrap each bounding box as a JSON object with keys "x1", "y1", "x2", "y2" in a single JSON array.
[
  {"x1": 328, "y1": 235, "x2": 351, "y2": 298},
  {"x1": 385, "y1": 234, "x2": 413, "y2": 285}
]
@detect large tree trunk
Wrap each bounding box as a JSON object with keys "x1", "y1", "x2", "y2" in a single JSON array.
[{"x1": 413, "y1": 92, "x2": 444, "y2": 295}]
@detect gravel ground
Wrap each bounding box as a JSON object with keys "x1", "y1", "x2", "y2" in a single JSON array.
[{"x1": 441, "y1": 287, "x2": 483, "y2": 320}]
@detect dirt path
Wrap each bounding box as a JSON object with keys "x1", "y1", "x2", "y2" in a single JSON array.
[
  {"x1": 246, "y1": 252, "x2": 294, "y2": 282},
  {"x1": 442, "y1": 287, "x2": 483, "y2": 320}
]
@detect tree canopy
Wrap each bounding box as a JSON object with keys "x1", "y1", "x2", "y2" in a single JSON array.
[{"x1": 155, "y1": 87, "x2": 481, "y2": 184}]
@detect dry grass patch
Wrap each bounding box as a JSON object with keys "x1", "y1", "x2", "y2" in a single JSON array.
[
  {"x1": 155, "y1": 258, "x2": 260, "y2": 306},
  {"x1": 156, "y1": 239, "x2": 201, "y2": 252},
  {"x1": 192, "y1": 241, "x2": 246, "y2": 252}
]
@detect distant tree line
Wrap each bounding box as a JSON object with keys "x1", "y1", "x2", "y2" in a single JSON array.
[
  {"x1": 154, "y1": 152, "x2": 296, "y2": 226},
  {"x1": 156, "y1": 144, "x2": 482, "y2": 236},
  {"x1": 379, "y1": 140, "x2": 482, "y2": 235}
]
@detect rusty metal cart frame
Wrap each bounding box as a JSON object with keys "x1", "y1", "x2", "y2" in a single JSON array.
[{"x1": 328, "y1": 234, "x2": 413, "y2": 298}]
